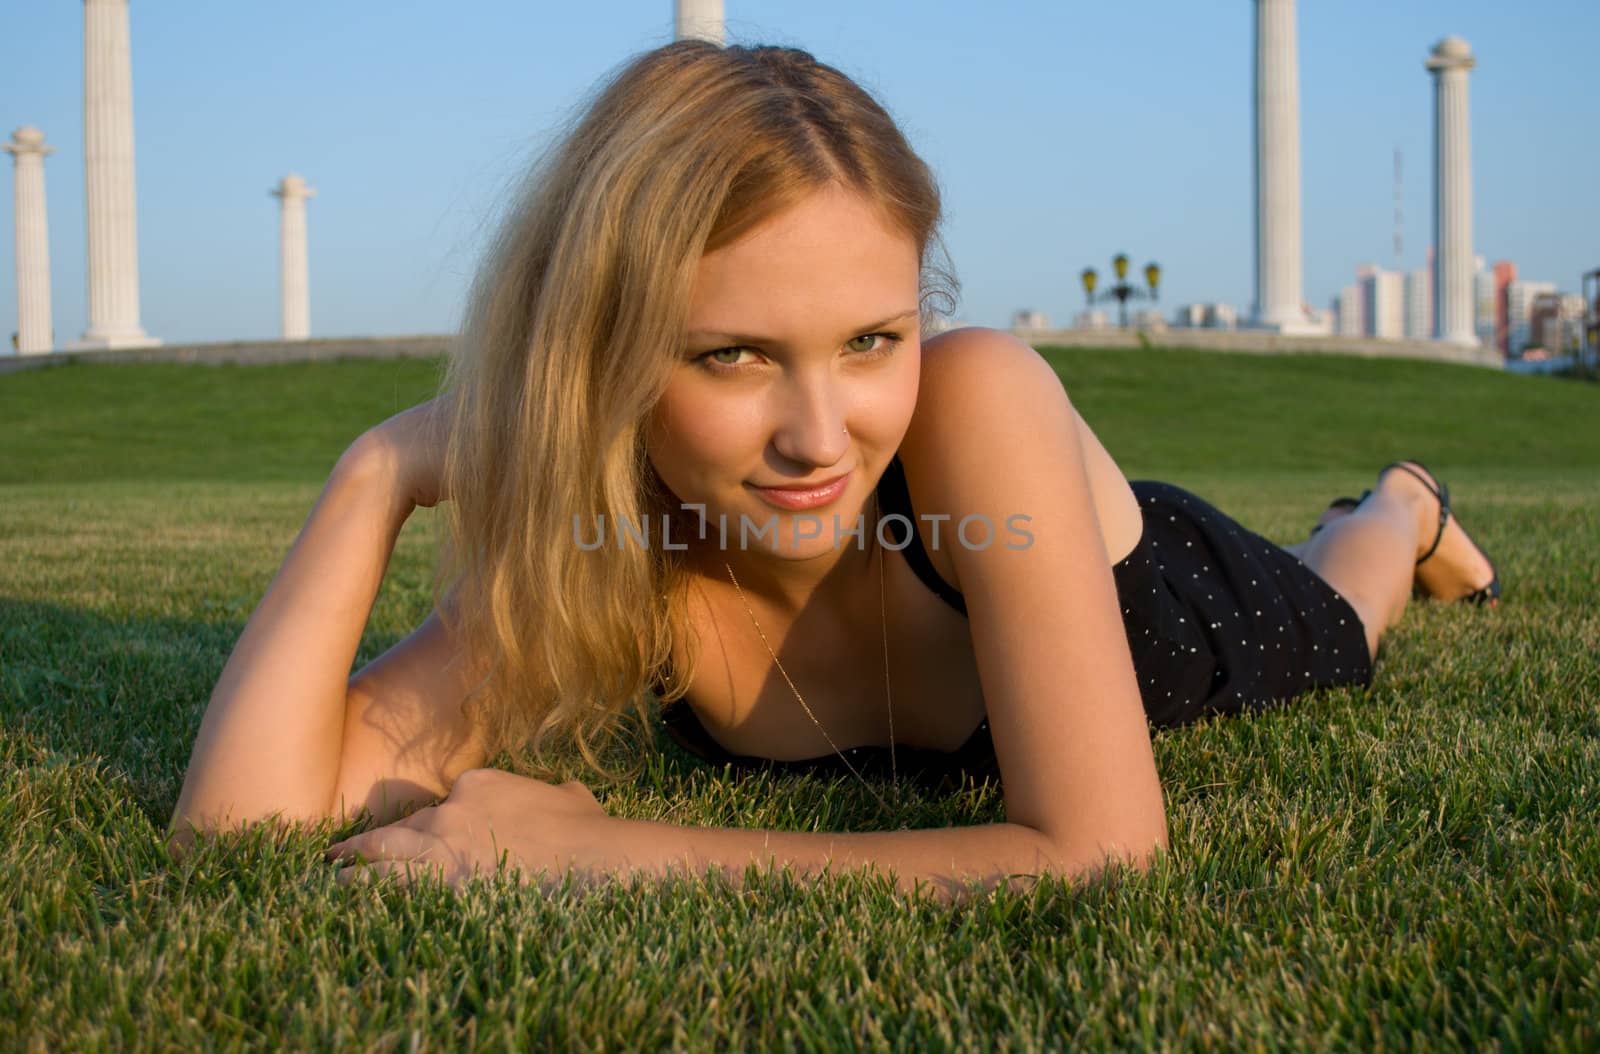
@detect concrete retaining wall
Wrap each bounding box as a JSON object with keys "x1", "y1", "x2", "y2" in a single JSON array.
[
  {"x1": 0, "y1": 334, "x2": 453, "y2": 375},
  {"x1": 1010, "y1": 327, "x2": 1505, "y2": 368}
]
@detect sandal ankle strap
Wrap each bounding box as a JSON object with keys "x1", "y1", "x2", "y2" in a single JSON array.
[{"x1": 1379, "y1": 460, "x2": 1450, "y2": 565}]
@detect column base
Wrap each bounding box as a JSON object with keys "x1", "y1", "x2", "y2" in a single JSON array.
[
  {"x1": 1246, "y1": 317, "x2": 1332, "y2": 336},
  {"x1": 65, "y1": 331, "x2": 163, "y2": 351}
]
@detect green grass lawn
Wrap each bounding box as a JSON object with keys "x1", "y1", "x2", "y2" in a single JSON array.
[{"x1": 2, "y1": 348, "x2": 1597, "y2": 1049}]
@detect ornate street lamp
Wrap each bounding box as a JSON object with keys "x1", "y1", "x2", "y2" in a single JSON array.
[{"x1": 1080, "y1": 253, "x2": 1161, "y2": 329}]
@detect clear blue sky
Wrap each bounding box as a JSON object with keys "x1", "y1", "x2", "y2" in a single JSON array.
[{"x1": 2, "y1": 1, "x2": 1595, "y2": 346}]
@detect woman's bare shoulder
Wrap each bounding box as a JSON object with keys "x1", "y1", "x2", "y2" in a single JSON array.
[
  {"x1": 893, "y1": 327, "x2": 1065, "y2": 589},
  {"x1": 902, "y1": 325, "x2": 1061, "y2": 452},
  {"x1": 895, "y1": 326, "x2": 1141, "y2": 589}
]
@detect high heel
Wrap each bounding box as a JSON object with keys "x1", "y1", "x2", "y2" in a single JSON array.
[{"x1": 1376, "y1": 460, "x2": 1501, "y2": 607}]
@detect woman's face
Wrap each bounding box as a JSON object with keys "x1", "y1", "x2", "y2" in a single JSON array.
[{"x1": 646, "y1": 183, "x2": 922, "y2": 564}]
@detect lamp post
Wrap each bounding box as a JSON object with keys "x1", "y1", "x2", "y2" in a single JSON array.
[{"x1": 1080, "y1": 253, "x2": 1161, "y2": 329}]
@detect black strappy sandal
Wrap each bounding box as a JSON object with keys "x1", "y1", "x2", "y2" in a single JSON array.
[{"x1": 1378, "y1": 460, "x2": 1501, "y2": 607}]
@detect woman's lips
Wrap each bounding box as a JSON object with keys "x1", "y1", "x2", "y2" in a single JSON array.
[{"x1": 746, "y1": 470, "x2": 851, "y2": 510}]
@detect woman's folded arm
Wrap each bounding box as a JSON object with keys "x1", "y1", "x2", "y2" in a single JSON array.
[{"x1": 167, "y1": 435, "x2": 431, "y2": 851}]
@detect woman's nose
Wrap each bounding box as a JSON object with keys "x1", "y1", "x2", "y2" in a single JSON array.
[{"x1": 771, "y1": 380, "x2": 851, "y2": 468}]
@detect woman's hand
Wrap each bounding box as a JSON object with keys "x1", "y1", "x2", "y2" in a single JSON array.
[
  {"x1": 324, "y1": 768, "x2": 629, "y2": 894},
  {"x1": 358, "y1": 396, "x2": 453, "y2": 510}
]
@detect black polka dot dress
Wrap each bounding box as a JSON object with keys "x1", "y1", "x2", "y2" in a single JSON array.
[
  {"x1": 657, "y1": 457, "x2": 1374, "y2": 790},
  {"x1": 1109, "y1": 480, "x2": 1374, "y2": 728}
]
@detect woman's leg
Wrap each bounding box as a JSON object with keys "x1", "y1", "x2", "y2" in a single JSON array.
[{"x1": 1289, "y1": 462, "x2": 1496, "y2": 665}]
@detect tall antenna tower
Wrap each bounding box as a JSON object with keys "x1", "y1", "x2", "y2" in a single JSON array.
[{"x1": 1393, "y1": 147, "x2": 1403, "y2": 266}]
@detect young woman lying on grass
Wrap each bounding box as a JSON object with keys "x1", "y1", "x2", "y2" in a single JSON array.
[{"x1": 167, "y1": 41, "x2": 1501, "y2": 904}]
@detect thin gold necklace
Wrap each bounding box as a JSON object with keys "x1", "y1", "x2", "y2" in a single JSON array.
[{"x1": 723, "y1": 493, "x2": 904, "y2": 820}]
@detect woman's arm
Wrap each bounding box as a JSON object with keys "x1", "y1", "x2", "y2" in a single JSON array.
[
  {"x1": 167, "y1": 435, "x2": 420, "y2": 850},
  {"x1": 899, "y1": 328, "x2": 1169, "y2": 865},
  {"x1": 625, "y1": 817, "x2": 1136, "y2": 904},
  {"x1": 174, "y1": 396, "x2": 513, "y2": 853},
  {"x1": 327, "y1": 769, "x2": 1149, "y2": 904}
]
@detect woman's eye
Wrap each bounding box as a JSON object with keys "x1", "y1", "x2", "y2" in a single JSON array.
[
  {"x1": 705, "y1": 347, "x2": 749, "y2": 367},
  {"x1": 847, "y1": 333, "x2": 903, "y2": 355}
]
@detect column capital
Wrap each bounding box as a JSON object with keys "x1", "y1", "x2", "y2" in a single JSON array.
[
  {"x1": 1425, "y1": 36, "x2": 1475, "y2": 74},
  {"x1": 2, "y1": 126, "x2": 55, "y2": 159},
  {"x1": 270, "y1": 172, "x2": 317, "y2": 201}
]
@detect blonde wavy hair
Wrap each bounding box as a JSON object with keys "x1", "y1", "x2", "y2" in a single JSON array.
[{"x1": 430, "y1": 39, "x2": 957, "y2": 784}]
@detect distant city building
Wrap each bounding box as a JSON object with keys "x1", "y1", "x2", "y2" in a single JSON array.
[
  {"x1": 1334, "y1": 283, "x2": 1364, "y2": 336},
  {"x1": 1325, "y1": 247, "x2": 1481, "y2": 345},
  {"x1": 1558, "y1": 293, "x2": 1586, "y2": 354},
  {"x1": 1506, "y1": 279, "x2": 1556, "y2": 355},
  {"x1": 1171, "y1": 303, "x2": 1237, "y2": 329},
  {"x1": 1011, "y1": 309, "x2": 1050, "y2": 330},
  {"x1": 1493, "y1": 260, "x2": 1517, "y2": 354},
  {"x1": 1472, "y1": 256, "x2": 1496, "y2": 349},
  {"x1": 1359, "y1": 265, "x2": 1405, "y2": 339},
  {"x1": 1404, "y1": 265, "x2": 1433, "y2": 340},
  {"x1": 1132, "y1": 308, "x2": 1167, "y2": 331},
  {"x1": 1074, "y1": 309, "x2": 1110, "y2": 330},
  {"x1": 1207, "y1": 303, "x2": 1239, "y2": 329},
  {"x1": 1528, "y1": 292, "x2": 1585, "y2": 355}
]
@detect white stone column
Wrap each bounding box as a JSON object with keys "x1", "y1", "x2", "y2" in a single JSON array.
[
  {"x1": 675, "y1": 0, "x2": 724, "y2": 44},
  {"x1": 1251, "y1": 0, "x2": 1313, "y2": 333},
  {"x1": 1427, "y1": 36, "x2": 1477, "y2": 346},
  {"x1": 71, "y1": 0, "x2": 158, "y2": 350},
  {"x1": 3, "y1": 127, "x2": 56, "y2": 355},
  {"x1": 270, "y1": 173, "x2": 315, "y2": 341}
]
